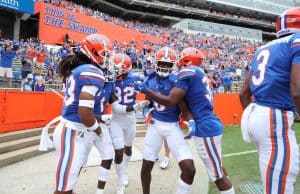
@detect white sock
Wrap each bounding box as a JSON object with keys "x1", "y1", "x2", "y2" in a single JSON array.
[
  {"x1": 220, "y1": 187, "x2": 235, "y2": 194},
  {"x1": 98, "y1": 166, "x2": 110, "y2": 182},
  {"x1": 123, "y1": 154, "x2": 131, "y2": 172},
  {"x1": 96, "y1": 188, "x2": 104, "y2": 194},
  {"x1": 115, "y1": 163, "x2": 125, "y2": 185},
  {"x1": 176, "y1": 178, "x2": 192, "y2": 194}
]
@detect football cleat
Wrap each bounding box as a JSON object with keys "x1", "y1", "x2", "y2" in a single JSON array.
[{"x1": 160, "y1": 156, "x2": 170, "y2": 169}]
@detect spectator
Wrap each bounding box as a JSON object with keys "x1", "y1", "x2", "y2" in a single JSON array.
[
  {"x1": 222, "y1": 71, "x2": 233, "y2": 93},
  {"x1": 0, "y1": 43, "x2": 23, "y2": 87},
  {"x1": 26, "y1": 44, "x2": 36, "y2": 63},
  {"x1": 21, "y1": 73, "x2": 34, "y2": 91},
  {"x1": 45, "y1": 68, "x2": 55, "y2": 84},
  {"x1": 21, "y1": 55, "x2": 33, "y2": 81},
  {"x1": 33, "y1": 66, "x2": 42, "y2": 86},
  {"x1": 58, "y1": 43, "x2": 71, "y2": 58},
  {"x1": 236, "y1": 66, "x2": 242, "y2": 82},
  {"x1": 35, "y1": 47, "x2": 47, "y2": 74},
  {"x1": 34, "y1": 76, "x2": 45, "y2": 91}
]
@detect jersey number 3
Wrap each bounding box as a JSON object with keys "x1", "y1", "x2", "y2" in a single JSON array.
[
  {"x1": 64, "y1": 75, "x2": 76, "y2": 106},
  {"x1": 252, "y1": 49, "x2": 270, "y2": 86}
]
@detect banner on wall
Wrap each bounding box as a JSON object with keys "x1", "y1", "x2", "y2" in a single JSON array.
[
  {"x1": 0, "y1": 0, "x2": 34, "y2": 14},
  {"x1": 34, "y1": 2, "x2": 161, "y2": 44}
]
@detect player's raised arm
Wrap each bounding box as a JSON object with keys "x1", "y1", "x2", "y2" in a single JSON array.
[{"x1": 239, "y1": 72, "x2": 252, "y2": 109}]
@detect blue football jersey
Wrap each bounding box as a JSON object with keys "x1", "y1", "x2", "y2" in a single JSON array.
[
  {"x1": 146, "y1": 73, "x2": 180, "y2": 122},
  {"x1": 175, "y1": 66, "x2": 223, "y2": 137},
  {"x1": 115, "y1": 72, "x2": 142, "y2": 106},
  {"x1": 94, "y1": 82, "x2": 115, "y2": 115},
  {"x1": 62, "y1": 64, "x2": 105, "y2": 123},
  {"x1": 249, "y1": 33, "x2": 300, "y2": 111}
]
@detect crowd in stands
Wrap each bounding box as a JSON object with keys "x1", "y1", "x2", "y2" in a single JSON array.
[
  {"x1": 0, "y1": 0, "x2": 265, "y2": 93},
  {"x1": 0, "y1": 37, "x2": 73, "y2": 91}
]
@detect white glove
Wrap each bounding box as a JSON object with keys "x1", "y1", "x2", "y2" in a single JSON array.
[
  {"x1": 133, "y1": 100, "x2": 150, "y2": 111},
  {"x1": 101, "y1": 114, "x2": 112, "y2": 125}
]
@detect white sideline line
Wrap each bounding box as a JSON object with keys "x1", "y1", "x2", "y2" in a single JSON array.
[
  {"x1": 223, "y1": 144, "x2": 300, "y2": 158},
  {"x1": 223, "y1": 150, "x2": 257, "y2": 158}
]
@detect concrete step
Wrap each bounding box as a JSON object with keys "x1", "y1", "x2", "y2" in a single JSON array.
[
  {"x1": 0, "y1": 145, "x2": 53, "y2": 168},
  {"x1": 0, "y1": 123, "x2": 146, "y2": 168},
  {"x1": 136, "y1": 129, "x2": 147, "y2": 137},
  {"x1": 136, "y1": 123, "x2": 146, "y2": 137},
  {"x1": 136, "y1": 123, "x2": 146, "y2": 131},
  {"x1": 0, "y1": 133, "x2": 53, "y2": 154},
  {"x1": 0, "y1": 127, "x2": 54, "y2": 143}
]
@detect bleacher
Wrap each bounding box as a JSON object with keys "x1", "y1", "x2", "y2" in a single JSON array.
[
  {"x1": 175, "y1": 19, "x2": 262, "y2": 40},
  {"x1": 207, "y1": 0, "x2": 290, "y2": 15}
]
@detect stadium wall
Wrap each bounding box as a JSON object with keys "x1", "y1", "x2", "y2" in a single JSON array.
[
  {"x1": 0, "y1": 91, "x2": 243, "y2": 133},
  {"x1": 34, "y1": 2, "x2": 161, "y2": 44}
]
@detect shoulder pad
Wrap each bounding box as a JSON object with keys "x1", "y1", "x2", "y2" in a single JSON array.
[
  {"x1": 168, "y1": 73, "x2": 177, "y2": 82},
  {"x1": 79, "y1": 66, "x2": 105, "y2": 86},
  {"x1": 290, "y1": 33, "x2": 300, "y2": 46},
  {"x1": 177, "y1": 68, "x2": 196, "y2": 80}
]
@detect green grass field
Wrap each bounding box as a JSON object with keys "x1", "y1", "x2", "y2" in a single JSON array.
[{"x1": 208, "y1": 123, "x2": 300, "y2": 194}]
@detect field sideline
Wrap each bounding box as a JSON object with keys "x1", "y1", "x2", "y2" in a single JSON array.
[{"x1": 207, "y1": 123, "x2": 300, "y2": 194}]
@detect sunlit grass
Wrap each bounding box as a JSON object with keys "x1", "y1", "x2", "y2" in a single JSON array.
[{"x1": 208, "y1": 123, "x2": 300, "y2": 194}]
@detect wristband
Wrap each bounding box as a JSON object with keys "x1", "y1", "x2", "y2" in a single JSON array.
[
  {"x1": 86, "y1": 120, "x2": 99, "y2": 131},
  {"x1": 78, "y1": 100, "x2": 95, "y2": 108}
]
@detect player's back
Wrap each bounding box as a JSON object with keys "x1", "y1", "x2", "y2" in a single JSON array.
[
  {"x1": 249, "y1": 33, "x2": 300, "y2": 111},
  {"x1": 176, "y1": 66, "x2": 223, "y2": 137},
  {"x1": 177, "y1": 66, "x2": 214, "y2": 120},
  {"x1": 94, "y1": 82, "x2": 114, "y2": 115},
  {"x1": 62, "y1": 64, "x2": 105, "y2": 123},
  {"x1": 115, "y1": 72, "x2": 142, "y2": 106},
  {"x1": 147, "y1": 73, "x2": 180, "y2": 122}
]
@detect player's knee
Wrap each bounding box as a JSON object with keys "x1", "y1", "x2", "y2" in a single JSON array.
[
  {"x1": 101, "y1": 159, "x2": 113, "y2": 169},
  {"x1": 182, "y1": 164, "x2": 196, "y2": 178},
  {"x1": 124, "y1": 146, "x2": 132, "y2": 156},
  {"x1": 114, "y1": 149, "x2": 123, "y2": 164},
  {"x1": 180, "y1": 159, "x2": 196, "y2": 175}
]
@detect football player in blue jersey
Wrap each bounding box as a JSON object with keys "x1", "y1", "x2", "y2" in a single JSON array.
[
  {"x1": 140, "y1": 47, "x2": 196, "y2": 194},
  {"x1": 108, "y1": 53, "x2": 149, "y2": 194},
  {"x1": 91, "y1": 53, "x2": 149, "y2": 194},
  {"x1": 143, "y1": 55, "x2": 172, "y2": 165},
  {"x1": 53, "y1": 34, "x2": 112, "y2": 194},
  {"x1": 135, "y1": 47, "x2": 235, "y2": 194},
  {"x1": 239, "y1": 7, "x2": 300, "y2": 194}
]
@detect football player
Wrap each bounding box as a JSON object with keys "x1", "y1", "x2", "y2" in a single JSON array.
[
  {"x1": 135, "y1": 47, "x2": 235, "y2": 194},
  {"x1": 89, "y1": 53, "x2": 149, "y2": 194},
  {"x1": 140, "y1": 47, "x2": 196, "y2": 194},
  {"x1": 53, "y1": 33, "x2": 111, "y2": 194},
  {"x1": 239, "y1": 7, "x2": 300, "y2": 194},
  {"x1": 109, "y1": 53, "x2": 149, "y2": 194}
]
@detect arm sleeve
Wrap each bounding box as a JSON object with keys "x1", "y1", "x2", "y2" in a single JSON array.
[
  {"x1": 175, "y1": 69, "x2": 193, "y2": 92},
  {"x1": 79, "y1": 67, "x2": 105, "y2": 89},
  {"x1": 175, "y1": 79, "x2": 189, "y2": 92}
]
